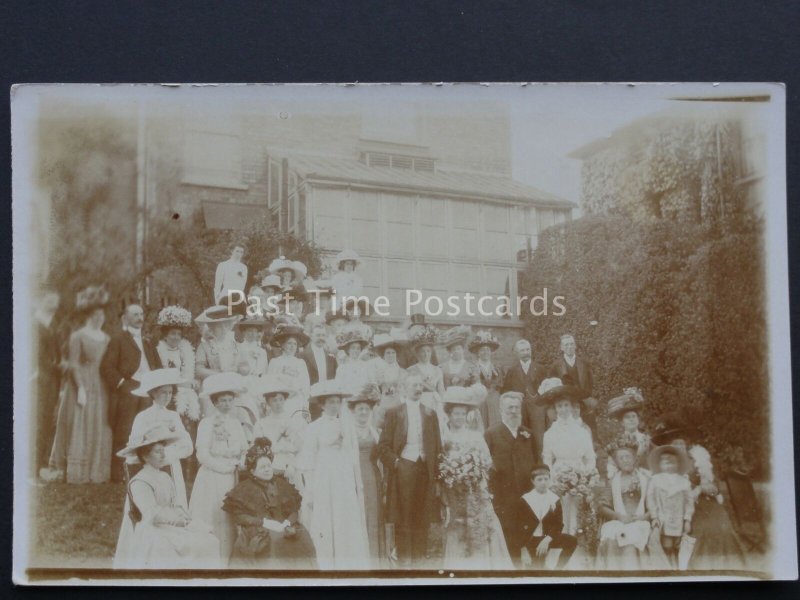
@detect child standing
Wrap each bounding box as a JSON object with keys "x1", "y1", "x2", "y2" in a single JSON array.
[
  {"x1": 646, "y1": 445, "x2": 694, "y2": 568},
  {"x1": 516, "y1": 464, "x2": 578, "y2": 570}
]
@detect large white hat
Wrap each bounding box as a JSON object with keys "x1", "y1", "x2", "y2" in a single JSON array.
[
  {"x1": 260, "y1": 274, "x2": 282, "y2": 290},
  {"x1": 200, "y1": 372, "x2": 246, "y2": 399},
  {"x1": 268, "y1": 256, "x2": 293, "y2": 274},
  {"x1": 309, "y1": 378, "x2": 353, "y2": 400},
  {"x1": 116, "y1": 423, "x2": 182, "y2": 458},
  {"x1": 442, "y1": 383, "x2": 487, "y2": 408},
  {"x1": 195, "y1": 305, "x2": 241, "y2": 325},
  {"x1": 132, "y1": 368, "x2": 188, "y2": 397},
  {"x1": 336, "y1": 249, "x2": 361, "y2": 266},
  {"x1": 258, "y1": 375, "x2": 296, "y2": 398}
]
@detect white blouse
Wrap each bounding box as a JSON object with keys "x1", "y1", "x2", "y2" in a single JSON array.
[{"x1": 542, "y1": 417, "x2": 596, "y2": 471}]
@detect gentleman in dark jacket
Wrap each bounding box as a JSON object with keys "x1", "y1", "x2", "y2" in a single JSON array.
[
  {"x1": 377, "y1": 374, "x2": 442, "y2": 567},
  {"x1": 501, "y1": 338, "x2": 548, "y2": 456},
  {"x1": 100, "y1": 304, "x2": 161, "y2": 482},
  {"x1": 302, "y1": 323, "x2": 337, "y2": 420},
  {"x1": 484, "y1": 391, "x2": 536, "y2": 566},
  {"x1": 516, "y1": 464, "x2": 577, "y2": 570},
  {"x1": 549, "y1": 333, "x2": 597, "y2": 437}
]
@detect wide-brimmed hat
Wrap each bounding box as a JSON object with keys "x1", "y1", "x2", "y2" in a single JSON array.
[
  {"x1": 535, "y1": 376, "x2": 581, "y2": 406},
  {"x1": 132, "y1": 368, "x2": 188, "y2": 397},
  {"x1": 442, "y1": 324, "x2": 471, "y2": 350},
  {"x1": 336, "y1": 322, "x2": 373, "y2": 350},
  {"x1": 270, "y1": 323, "x2": 310, "y2": 348},
  {"x1": 651, "y1": 413, "x2": 701, "y2": 445},
  {"x1": 200, "y1": 372, "x2": 246, "y2": 399},
  {"x1": 116, "y1": 423, "x2": 182, "y2": 458},
  {"x1": 409, "y1": 324, "x2": 440, "y2": 350},
  {"x1": 260, "y1": 274, "x2": 283, "y2": 291},
  {"x1": 648, "y1": 444, "x2": 691, "y2": 475},
  {"x1": 372, "y1": 333, "x2": 406, "y2": 355},
  {"x1": 442, "y1": 383, "x2": 487, "y2": 408},
  {"x1": 325, "y1": 309, "x2": 349, "y2": 325},
  {"x1": 336, "y1": 249, "x2": 361, "y2": 267},
  {"x1": 346, "y1": 383, "x2": 381, "y2": 406},
  {"x1": 309, "y1": 378, "x2": 352, "y2": 401},
  {"x1": 76, "y1": 285, "x2": 110, "y2": 312},
  {"x1": 342, "y1": 296, "x2": 372, "y2": 318},
  {"x1": 258, "y1": 375, "x2": 295, "y2": 399},
  {"x1": 157, "y1": 305, "x2": 193, "y2": 329},
  {"x1": 607, "y1": 388, "x2": 646, "y2": 420},
  {"x1": 407, "y1": 313, "x2": 427, "y2": 328},
  {"x1": 468, "y1": 330, "x2": 500, "y2": 353},
  {"x1": 195, "y1": 305, "x2": 241, "y2": 325},
  {"x1": 268, "y1": 256, "x2": 293, "y2": 275},
  {"x1": 236, "y1": 313, "x2": 271, "y2": 329}
]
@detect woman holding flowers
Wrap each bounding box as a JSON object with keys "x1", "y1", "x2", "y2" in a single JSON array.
[
  {"x1": 539, "y1": 377, "x2": 597, "y2": 536},
  {"x1": 439, "y1": 384, "x2": 512, "y2": 570}
]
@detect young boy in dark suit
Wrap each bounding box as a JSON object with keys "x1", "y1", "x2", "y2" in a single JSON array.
[{"x1": 517, "y1": 464, "x2": 578, "y2": 570}]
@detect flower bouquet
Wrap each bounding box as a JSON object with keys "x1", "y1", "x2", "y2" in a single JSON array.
[
  {"x1": 438, "y1": 448, "x2": 492, "y2": 491},
  {"x1": 550, "y1": 464, "x2": 600, "y2": 499}
]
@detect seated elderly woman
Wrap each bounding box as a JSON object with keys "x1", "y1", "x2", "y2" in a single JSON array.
[
  {"x1": 595, "y1": 435, "x2": 669, "y2": 571},
  {"x1": 223, "y1": 438, "x2": 317, "y2": 569},
  {"x1": 113, "y1": 424, "x2": 221, "y2": 569}
]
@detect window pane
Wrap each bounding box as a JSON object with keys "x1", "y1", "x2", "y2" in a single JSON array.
[
  {"x1": 352, "y1": 219, "x2": 381, "y2": 254},
  {"x1": 483, "y1": 231, "x2": 510, "y2": 261},
  {"x1": 538, "y1": 208, "x2": 555, "y2": 232},
  {"x1": 452, "y1": 228, "x2": 479, "y2": 259},
  {"x1": 315, "y1": 188, "x2": 347, "y2": 217},
  {"x1": 351, "y1": 190, "x2": 379, "y2": 221},
  {"x1": 484, "y1": 204, "x2": 508, "y2": 232},
  {"x1": 452, "y1": 201, "x2": 478, "y2": 230},
  {"x1": 315, "y1": 215, "x2": 346, "y2": 248},
  {"x1": 384, "y1": 193, "x2": 413, "y2": 223},
  {"x1": 387, "y1": 222, "x2": 414, "y2": 257}
]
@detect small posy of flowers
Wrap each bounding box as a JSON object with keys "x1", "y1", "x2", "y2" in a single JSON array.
[
  {"x1": 623, "y1": 387, "x2": 644, "y2": 403},
  {"x1": 438, "y1": 448, "x2": 492, "y2": 491},
  {"x1": 174, "y1": 388, "x2": 201, "y2": 422},
  {"x1": 549, "y1": 465, "x2": 601, "y2": 499},
  {"x1": 157, "y1": 305, "x2": 193, "y2": 328}
]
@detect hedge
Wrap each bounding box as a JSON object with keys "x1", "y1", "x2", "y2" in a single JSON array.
[{"x1": 521, "y1": 215, "x2": 768, "y2": 477}]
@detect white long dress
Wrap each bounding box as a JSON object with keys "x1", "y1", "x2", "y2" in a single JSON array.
[
  {"x1": 298, "y1": 413, "x2": 369, "y2": 570},
  {"x1": 189, "y1": 411, "x2": 249, "y2": 567},
  {"x1": 542, "y1": 417, "x2": 596, "y2": 535},
  {"x1": 126, "y1": 405, "x2": 193, "y2": 508},
  {"x1": 114, "y1": 464, "x2": 220, "y2": 569},
  {"x1": 266, "y1": 354, "x2": 311, "y2": 418}
]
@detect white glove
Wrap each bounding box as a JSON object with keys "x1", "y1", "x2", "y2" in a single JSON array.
[
  {"x1": 77, "y1": 386, "x2": 87, "y2": 407},
  {"x1": 262, "y1": 518, "x2": 286, "y2": 532}
]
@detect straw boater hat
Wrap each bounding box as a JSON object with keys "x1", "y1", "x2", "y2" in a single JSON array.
[
  {"x1": 336, "y1": 321, "x2": 373, "y2": 350},
  {"x1": 409, "y1": 323, "x2": 440, "y2": 350},
  {"x1": 607, "y1": 387, "x2": 646, "y2": 420},
  {"x1": 156, "y1": 305, "x2": 194, "y2": 330},
  {"x1": 269, "y1": 322, "x2": 310, "y2": 348},
  {"x1": 309, "y1": 378, "x2": 352, "y2": 401},
  {"x1": 258, "y1": 375, "x2": 295, "y2": 400},
  {"x1": 116, "y1": 423, "x2": 181, "y2": 458},
  {"x1": 372, "y1": 333, "x2": 405, "y2": 355},
  {"x1": 442, "y1": 324, "x2": 472, "y2": 350},
  {"x1": 195, "y1": 305, "x2": 241, "y2": 326},
  {"x1": 650, "y1": 413, "x2": 700, "y2": 446},
  {"x1": 132, "y1": 368, "x2": 188, "y2": 397},
  {"x1": 468, "y1": 330, "x2": 500, "y2": 353},
  {"x1": 442, "y1": 383, "x2": 487, "y2": 409},
  {"x1": 346, "y1": 383, "x2": 381, "y2": 406},
  {"x1": 336, "y1": 249, "x2": 361, "y2": 268},
  {"x1": 648, "y1": 444, "x2": 691, "y2": 475},
  {"x1": 200, "y1": 372, "x2": 246, "y2": 400},
  {"x1": 535, "y1": 375, "x2": 581, "y2": 406}
]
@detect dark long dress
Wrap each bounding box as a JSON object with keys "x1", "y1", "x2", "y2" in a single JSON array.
[
  {"x1": 357, "y1": 430, "x2": 385, "y2": 566},
  {"x1": 222, "y1": 473, "x2": 317, "y2": 570}
]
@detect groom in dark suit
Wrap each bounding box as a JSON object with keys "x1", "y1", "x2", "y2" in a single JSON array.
[
  {"x1": 378, "y1": 374, "x2": 442, "y2": 567},
  {"x1": 100, "y1": 304, "x2": 162, "y2": 482},
  {"x1": 302, "y1": 323, "x2": 338, "y2": 420},
  {"x1": 484, "y1": 391, "x2": 537, "y2": 567},
  {"x1": 501, "y1": 338, "x2": 548, "y2": 456}
]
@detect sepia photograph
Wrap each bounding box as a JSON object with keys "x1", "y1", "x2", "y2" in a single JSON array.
[{"x1": 11, "y1": 82, "x2": 796, "y2": 584}]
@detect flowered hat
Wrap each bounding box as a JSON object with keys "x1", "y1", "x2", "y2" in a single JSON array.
[
  {"x1": 269, "y1": 322, "x2": 310, "y2": 348},
  {"x1": 132, "y1": 368, "x2": 188, "y2": 397},
  {"x1": 648, "y1": 444, "x2": 691, "y2": 475},
  {"x1": 195, "y1": 305, "x2": 241, "y2": 325},
  {"x1": 372, "y1": 333, "x2": 406, "y2": 355},
  {"x1": 535, "y1": 375, "x2": 581, "y2": 406},
  {"x1": 409, "y1": 323, "x2": 440, "y2": 350},
  {"x1": 441, "y1": 324, "x2": 472, "y2": 350},
  {"x1": 442, "y1": 383, "x2": 487, "y2": 409},
  {"x1": 236, "y1": 313, "x2": 271, "y2": 329},
  {"x1": 336, "y1": 248, "x2": 361, "y2": 268},
  {"x1": 346, "y1": 383, "x2": 381, "y2": 406},
  {"x1": 607, "y1": 387, "x2": 646, "y2": 420},
  {"x1": 116, "y1": 423, "x2": 182, "y2": 458},
  {"x1": 336, "y1": 321, "x2": 373, "y2": 350},
  {"x1": 258, "y1": 375, "x2": 295, "y2": 399},
  {"x1": 200, "y1": 372, "x2": 246, "y2": 399},
  {"x1": 468, "y1": 330, "x2": 500, "y2": 353},
  {"x1": 76, "y1": 285, "x2": 110, "y2": 312},
  {"x1": 650, "y1": 412, "x2": 700, "y2": 445},
  {"x1": 309, "y1": 378, "x2": 352, "y2": 401},
  {"x1": 325, "y1": 309, "x2": 349, "y2": 325},
  {"x1": 244, "y1": 437, "x2": 274, "y2": 471},
  {"x1": 604, "y1": 433, "x2": 641, "y2": 458},
  {"x1": 157, "y1": 305, "x2": 193, "y2": 329}
]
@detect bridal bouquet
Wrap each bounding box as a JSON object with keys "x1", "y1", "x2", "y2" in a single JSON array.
[
  {"x1": 438, "y1": 448, "x2": 492, "y2": 491},
  {"x1": 550, "y1": 464, "x2": 601, "y2": 499},
  {"x1": 174, "y1": 388, "x2": 201, "y2": 422}
]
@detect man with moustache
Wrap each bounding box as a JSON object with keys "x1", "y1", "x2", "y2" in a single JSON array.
[
  {"x1": 549, "y1": 333, "x2": 597, "y2": 437},
  {"x1": 100, "y1": 304, "x2": 162, "y2": 482},
  {"x1": 301, "y1": 323, "x2": 338, "y2": 420},
  {"x1": 501, "y1": 339, "x2": 548, "y2": 456},
  {"x1": 484, "y1": 392, "x2": 536, "y2": 567}
]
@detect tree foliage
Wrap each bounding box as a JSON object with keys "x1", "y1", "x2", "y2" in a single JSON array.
[{"x1": 521, "y1": 215, "x2": 768, "y2": 476}]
